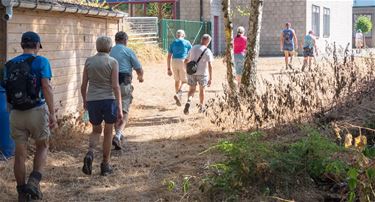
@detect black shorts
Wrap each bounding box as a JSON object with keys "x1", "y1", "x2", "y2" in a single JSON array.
[
  {"x1": 87, "y1": 99, "x2": 117, "y2": 125},
  {"x1": 303, "y1": 47, "x2": 314, "y2": 57}
]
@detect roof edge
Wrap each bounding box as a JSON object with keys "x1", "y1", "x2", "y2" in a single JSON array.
[{"x1": 10, "y1": 0, "x2": 127, "y2": 18}]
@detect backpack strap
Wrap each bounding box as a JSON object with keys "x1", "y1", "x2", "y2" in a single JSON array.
[{"x1": 196, "y1": 48, "x2": 208, "y2": 64}]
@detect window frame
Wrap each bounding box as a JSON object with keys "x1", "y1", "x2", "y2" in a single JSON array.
[
  {"x1": 323, "y1": 7, "x2": 330, "y2": 38},
  {"x1": 312, "y1": 5, "x2": 320, "y2": 37}
]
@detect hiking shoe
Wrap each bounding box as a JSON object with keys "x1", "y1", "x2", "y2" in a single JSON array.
[
  {"x1": 17, "y1": 185, "x2": 29, "y2": 202},
  {"x1": 24, "y1": 172, "x2": 43, "y2": 200},
  {"x1": 82, "y1": 151, "x2": 94, "y2": 175},
  {"x1": 183, "y1": 103, "x2": 190, "y2": 115},
  {"x1": 288, "y1": 64, "x2": 293, "y2": 70},
  {"x1": 112, "y1": 136, "x2": 122, "y2": 150},
  {"x1": 174, "y1": 95, "x2": 182, "y2": 106},
  {"x1": 198, "y1": 105, "x2": 206, "y2": 113},
  {"x1": 100, "y1": 163, "x2": 113, "y2": 176}
]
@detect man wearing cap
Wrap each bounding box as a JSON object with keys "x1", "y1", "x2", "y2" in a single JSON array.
[
  {"x1": 110, "y1": 31, "x2": 143, "y2": 150},
  {"x1": 3, "y1": 31, "x2": 57, "y2": 200},
  {"x1": 167, "y1": 30, "x2": 192, "y2": 106}
]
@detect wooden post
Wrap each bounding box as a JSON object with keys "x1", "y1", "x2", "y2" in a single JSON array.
[
  {"x1": 172, "y1": 2, "x2": 176, "y2": 19},
  {"x1": 144, "y1": 2, "x2": 147, "y2": 16},
  {"x1": 158, "y1": 3, "x2": 163, "y2": 19}
]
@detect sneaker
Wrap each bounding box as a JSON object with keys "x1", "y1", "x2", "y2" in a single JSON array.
[
  {"x1": 24, "y1": 172, "x2": 43, "y2": 200},
  {"x1": 100, "y1": 163, "x2": 113, "y2": 176},
  {"x1": 174, "y1": 95, "x2": 182, "y2": 106},
  {"x1": 82, "y1": 151, "x2": 93, "y2": 175},
  {"x1": 183, "y1": 102, "x2": 190, "y2": 115},
  {"x1": 288, "y1": 64, "x2": 293, "y2": 70},
  {"x1": 112, "y1": 136, "x2": 122, "y2": 150},
  {"x1": 198, "y1": 105, "x2": 206, "y2": 113},
  {"x1": 17, "y1": 185, "x2": 29, "y2": 202}
]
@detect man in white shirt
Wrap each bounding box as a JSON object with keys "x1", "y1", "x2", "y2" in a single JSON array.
[{"x1": 183, "y1": 34, "x2": 214, "y2": 114}]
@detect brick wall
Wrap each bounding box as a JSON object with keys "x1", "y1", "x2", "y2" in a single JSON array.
[
  {"x1": 353, "y1": 7, "x2": 375, "y2": 48},
  {"x1": 179, "y1": 0, "x2": 211, "y2": 21},
  {"x1": 7, "y1": 9, "x2": 121, "y2": 116}
]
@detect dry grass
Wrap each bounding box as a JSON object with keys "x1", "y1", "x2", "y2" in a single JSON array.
[{"x1": 1, "y1": 53, "x2": 374, "y2": 201}]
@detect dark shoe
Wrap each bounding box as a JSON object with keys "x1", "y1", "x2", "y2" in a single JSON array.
[
  {"x1": 17, "y1": 185, "x2": 29, "y2": 202},
  {"x1": 174, "y1": 95, "x2": 182, "y2": 106},
  {"x1": 24, "y1": 172, "x2": 43, "y2": 200},
  {"x1": 183, "y1": 103, "x2": 190, "y2": 115},
  {"x1": 112, "y1": 136, "x2": 122, "y2": 150},
  {"x1": 82, "y1": 151, "x2": 94, "y2": 175},
  {"x1": 100, "y1": 163, "x2": 113, "y2": 176},
  {"x1": 198, "y1": 105, "x2": 206, "y2": 113}
]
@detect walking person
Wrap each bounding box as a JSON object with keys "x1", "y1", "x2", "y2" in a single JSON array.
[
  {"x1": 355, "y1": 29, "x2": 364, "y2": 53},
  {"x1": 110, "y1": 31, "x2": 144, "y2": 150},
  {"x1": 3, "y1": 31, "x2": 57, "y2": 201},
  {"x1": 167, "y1": 30, "x2": 192, "y2": 106},
  {"x1": 280, "y1": 22, "x2": 298, "y2": 69},
  {"x1": 81, "y1": 36, "x2": 123, "y2": 176},
  {"x1": 183, "y1": 34, "x2": 214, "y2": 115},
  {"x1": 234, "y1": 26, "x2": 247, "y2": 86},
  {"x1": 302, "y1": 31, "x2": 318, "y2": 71}
]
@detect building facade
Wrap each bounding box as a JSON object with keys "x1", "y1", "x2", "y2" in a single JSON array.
[
  {"x1": 178, "y1": 0, "x2": 353, "y2": 56},
  {"x1": 0, "y1": 1, "x2": 125, "y2": 117},
  {"x1": 353, "y1": 0, "x2": 375, "y2": 48}
]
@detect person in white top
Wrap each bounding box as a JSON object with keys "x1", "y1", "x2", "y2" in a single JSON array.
[
  {"x1": 355, "y1": 29, "x2": 364, "y2": 53},
  {"x1": 183, "y1": 34, "x2": 214, "y2": 114}
]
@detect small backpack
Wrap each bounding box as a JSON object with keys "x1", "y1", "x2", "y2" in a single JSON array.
[
  {"x1": 186, "y1": 48, "x2": 207, "y2": 75},
  {"x1": 4, "y1": 56, "x2": 41, "y2": 110}
]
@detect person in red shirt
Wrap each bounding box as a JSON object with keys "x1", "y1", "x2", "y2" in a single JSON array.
[{"x1": 233, "y1": 26, "x2": 247, "y2": 86}]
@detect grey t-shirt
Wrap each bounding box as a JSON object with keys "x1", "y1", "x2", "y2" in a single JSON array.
[
  {"x1": 86, "y1": 52, "x2": 118, "y2": 101},
  {"x1": 187, "y1": 45, "x2": 214, "y2": 76}
]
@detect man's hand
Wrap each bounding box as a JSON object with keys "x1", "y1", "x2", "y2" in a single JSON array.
[
  {"x1": 208, "y1": 79, "x2": 212, "y2": 87},
  {"x1": 137, "y1": 75, "x2": 144, "y2": 83},
  {"x1": 167, "y1": 68, "x2": 173, "y2": 76},
  {"x1": 49, "y1": 113, "x2": 58, "y2": 129}
]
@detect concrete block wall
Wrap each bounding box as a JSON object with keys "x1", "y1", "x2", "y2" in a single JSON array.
[
  {"x1": 353, "y1": 7, "x2": 375, "y2": 48},
  {"x1": 179, "y1": 0, "x2": 211, "y2": 21},
  {"x1": 306, "y1": 0, "x2": 353, "y2": 53}
]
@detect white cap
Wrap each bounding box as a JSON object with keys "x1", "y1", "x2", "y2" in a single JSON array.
[{"x1": 237, "y1": 26, "x2": 245, "y2": 34}]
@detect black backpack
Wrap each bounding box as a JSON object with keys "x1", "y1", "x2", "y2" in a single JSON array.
[
  {"x1": 186, "y1": 48, "x2": 207, "y2": 75},
  {"x1": 4, "y1": 56, "x2": 41, "y2": 110}
]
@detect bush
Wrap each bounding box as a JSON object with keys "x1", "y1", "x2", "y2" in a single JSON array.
[{"x1": 356, "y1": 16, "x2": 373, "y2": 34}]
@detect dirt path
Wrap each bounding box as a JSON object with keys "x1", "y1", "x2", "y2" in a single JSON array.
[{"x1": 0, "y1": 58, "x2": 290, "y2": 201}]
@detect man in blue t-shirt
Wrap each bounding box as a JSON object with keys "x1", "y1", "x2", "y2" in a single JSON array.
[
  {"x1": 167, "y1": 30, "x2": 192, "y2": 106},
  {"x1": 110, "y1": 31, "x2": 144, "y2": 150},
  {"x1": 280, "y1": 22, "x2": 298, "y2": 69},
  {"x1": 302, "y1": 30, "x2": 318, "y2": 71},
  {"x1": 3, "y1": 31, "x2": 56, "y2": 201}
]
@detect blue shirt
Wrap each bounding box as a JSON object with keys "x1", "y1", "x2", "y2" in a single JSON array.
[
  {"x1": 4, "y1": 53, "x2": 52, "y2": 106},
  {"x1": 303, "y1": 34, "x2": 314, "y2": 49},
  {"x1": 282, "y1": 28, "x2": 295, "y2": 45},
  {"x1": 168, "y1": 38, "x2": 192, "y2": 59},
  {"x1": 110, "y1": 44, "x2": 142, "y2": 74}
]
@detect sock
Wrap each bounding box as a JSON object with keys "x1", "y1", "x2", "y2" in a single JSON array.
[{"x1": 115, "y1": 130, "x2": 122, "y2": 140}]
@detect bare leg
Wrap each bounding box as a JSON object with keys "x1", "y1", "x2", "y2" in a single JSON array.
[
  {"x1": 302, "y1": 57, "x2": 308, "y2": 71},
  {"x1": 115, "y1": 112, "x2": 128, "y2": 135},
  {"x1": 199, "y1": 86, "x2": 206, "y2": 105},
  {"x1": 308, "y1": 57, "x2": 312, "y2": 70},
  {"x1": 14, "y1": 143, "x2": 28, "y2": 186},
  {"x1": 33, "y1": 139, "x2": 49, "y2": 173},
  {"x1": 236, "y1": 75, "x2": 242, "y2": 87},
  {"x1": 102, "y1": 123, "x2": 114, "y2": 163},
  {"x1": 284, "y1": 51, "x2": 289, "y2": 68},
  {"x1": 175, "y1": 81, "x2": 182, "y2": 93},
  {"x1": 89, "y1": 125, "x2": 102, "y2": 152},
  {"x1": 187, "y1": 85, "x2": 196, "y2": 102}
]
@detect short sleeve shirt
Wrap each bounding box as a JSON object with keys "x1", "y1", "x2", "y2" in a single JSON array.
[
  {"x1": 187, "y1": 45, "x2": 214, "y2": 76},
  {"x1": 4, "y1": 53, "x2": 52, "y2": 106},
  {"x1": 168, "y1": 38, "x2": 192, "y2": 59},
  {"x1": 234, "y1": 35, "x2": 247, "y2": 55},
  {"x1": 110, "y1": 44, "x2": 141, "y2": 74}
]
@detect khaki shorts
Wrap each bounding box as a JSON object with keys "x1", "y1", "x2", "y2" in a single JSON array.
[
  {"x1": 120, "y1": 83, "x2": 133, "y2": 113},
  {"x1": 10, "y1": 105, "x2": 50, "y2": 144},
  {"x1": 172, "y1": 59, "x2": 187, "y2": 83}
]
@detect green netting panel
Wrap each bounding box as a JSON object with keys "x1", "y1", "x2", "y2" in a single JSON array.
[{"x1": 160, "y1": 19, "x2": 212, "y2": 51}]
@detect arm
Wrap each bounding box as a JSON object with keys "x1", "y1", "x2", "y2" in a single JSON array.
[
  {"x1": 208, "y1": 62, "x2": 213, "y2": 87},
  {"x1": 111, "y1": 62, "x2": 123, "y2": 122},
  {"x1": 280, "y1": 32, "x2": 284, "y2": 51},
  {"x1": 41, "y1": 78, "x2": 57, "y2": 129},
  {"x1": 293, "y1": 31, "x2": 298, "y2": 49},
  {"x1": 135, "y1": 68, "x2": 144, "y2": 83},
  {"x1": 80, "y1": 65, "x2": 88, "y2": 110},
  {"x1": 167, "y1": 53, "x2": 173, "y2": 76}
]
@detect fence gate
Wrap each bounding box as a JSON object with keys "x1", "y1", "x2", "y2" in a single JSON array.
[
  {"x1": 124, "y1": 17, "x2": 159, "y2": 44},
  {"x1": 160, "y1": 19, "x2": 212, "y2": 51}
]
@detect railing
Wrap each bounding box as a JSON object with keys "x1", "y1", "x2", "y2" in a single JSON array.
[{"x1": 124, "y1": 17, "x2": 159, "y2": 44}]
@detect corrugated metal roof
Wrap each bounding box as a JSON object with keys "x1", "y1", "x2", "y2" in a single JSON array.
[{"x1": 353, "y1": 0, "x2": 375, "y2": 7}]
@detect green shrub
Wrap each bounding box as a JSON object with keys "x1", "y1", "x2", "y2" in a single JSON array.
[{"x1": 356, "y1": 16, "x2": 373, "y2": 34}]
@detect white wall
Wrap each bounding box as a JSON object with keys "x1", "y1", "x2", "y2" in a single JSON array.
[{"x1": 306, "y1": 0, "x2": 353, "y2": 52}]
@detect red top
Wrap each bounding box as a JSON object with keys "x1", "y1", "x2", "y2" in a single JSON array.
[{"x1": 234, "y1": 35, "x2": 247, "y2": 55}]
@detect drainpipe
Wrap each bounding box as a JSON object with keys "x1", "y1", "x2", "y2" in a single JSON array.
[
  {"x1": 200, "y1": 0, "x2": 203, "y2": 21},
  {"x1": 1, "y1": 0, "x2": 17, "y2": 21}
]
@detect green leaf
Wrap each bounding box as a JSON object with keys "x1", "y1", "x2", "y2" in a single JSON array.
[
  {"x1": 366, "y1": 168, "x2": 375, "y2": 180},
  {"x1": 348, "y1": 178, "x2": 357, "y2": 190},
  {"x1": 348, "y1": 191, "x2": 356, "y2": 202},
  {"x1": 347, "y1": 168, "x2": 359, "y2": 179}
]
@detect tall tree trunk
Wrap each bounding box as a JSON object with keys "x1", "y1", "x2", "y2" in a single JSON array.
[
  {"x1": 241, "y1": 0, "x2": 263, "y2": 90},
  {"x1": 222, "y1": 0, "x2": 236, "y2": 92}
]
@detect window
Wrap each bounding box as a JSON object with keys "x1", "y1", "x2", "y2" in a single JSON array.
[
  {"x1": 323, "y1": 7, "x2": 330, "y2": 38},
  {"x1": 312, "y1": 5, "x2": 320, "y2": 37}
]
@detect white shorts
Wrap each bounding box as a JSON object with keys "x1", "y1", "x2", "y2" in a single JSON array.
[{"x1": 172, "y1": 59, "x2": 187, "y2": 83}]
